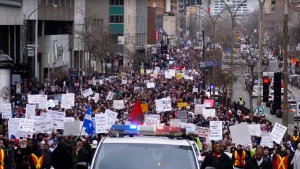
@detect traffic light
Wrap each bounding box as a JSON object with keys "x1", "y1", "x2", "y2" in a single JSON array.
[
  {"x1": 263, "y1": 77, "x2": 270, "y2": 102},
  {"x1": 272, "y1": 72, "x2": 282, "y2": 114},
  {"x1": 205, "y1": 68, "x2": 209, "y2": 75}
]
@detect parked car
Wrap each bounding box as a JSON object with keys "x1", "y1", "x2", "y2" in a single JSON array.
[
  {"x1": 288, "y1": 75, "x2": 300, "y2": 83},
  {"x1": 266, "y1": 89, "x2": 284, "y2": 107},
  {"x1": 252, "y1": 86, "x2": 263, "y2": 98}
]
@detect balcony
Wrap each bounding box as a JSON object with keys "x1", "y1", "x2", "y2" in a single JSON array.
[{"x1": 0, "y1": 0, "x2": 22, "y2": 7}]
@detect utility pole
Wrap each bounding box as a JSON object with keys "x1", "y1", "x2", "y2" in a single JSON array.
[
  {"x1": 283, "y1": 0, "x2": 289, "y2": 137},
  {"x1": 257, "y1": 0, "x2": 265, "y2": 106}
]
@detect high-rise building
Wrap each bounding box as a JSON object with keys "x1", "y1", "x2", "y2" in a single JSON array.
[{"x1": 209, "y1": 0, "x2": 248, "y2": 18}]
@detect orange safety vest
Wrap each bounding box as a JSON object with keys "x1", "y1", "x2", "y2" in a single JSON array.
[
  {"x1": 0, "y1": 149, "x2": 4, "y2": 169},
  {"x1": 234, "y1": 150, "x2": 246, "y2": 167},
  {"x1": 291, "y1": 136, "x2": 298, "y2": 141},
  {"x1": 30, "y1": 154, "x2": 44, "y2": 169},
  {"x1": 274, "y1": 154, "x2": 288, "y2": 169}
]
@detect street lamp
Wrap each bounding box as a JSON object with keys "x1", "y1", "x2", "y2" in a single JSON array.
[
  {"x1": 221, "y1": 0, "x2": 247, "y2": 95},
  {"x1": 247, "y1": 56, "x2": 258, "y2": 117},
  {"x1": 23, "y1": 4, "x2": 57, "y2": 80}
]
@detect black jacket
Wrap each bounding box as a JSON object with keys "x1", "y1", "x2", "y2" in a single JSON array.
[
  {"x1": 200, "y1": 152, "x2": 233, "y2": 169},
  {"x1": 244, "y1": 156, "x2": 273, "y2": 169}
]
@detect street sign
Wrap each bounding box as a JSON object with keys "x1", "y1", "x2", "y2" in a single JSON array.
[
  {"x1": 200, "y1": 62, "x2": 206, "y2": 68},
  {"x1": 254, "y1": 106, "x2": 265, "y2": 116}
]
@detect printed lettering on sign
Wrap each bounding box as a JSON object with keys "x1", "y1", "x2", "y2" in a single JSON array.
[{"x1": 95, "y1": 114, "x2": 108, "y2": 133}]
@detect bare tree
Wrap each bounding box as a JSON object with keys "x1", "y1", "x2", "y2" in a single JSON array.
[{"x1": 72, "y1": 6, "x2": 119, "y2": 74}]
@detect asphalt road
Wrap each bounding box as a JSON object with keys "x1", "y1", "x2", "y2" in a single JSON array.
[{"x1": 232, "y1": 58, "x2": 300, "y2": 132}]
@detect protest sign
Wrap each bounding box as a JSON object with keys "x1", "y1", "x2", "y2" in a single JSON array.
[
  {"x1": 141, "y1": 104, "x2": 148, "y2": 113},
  {"x1": 25, "y1": 104, "x2": 36, "y2": 119},
  {"x1": 105, "y1": 109, "x2": 118, "y2": 129},
  {"x1": 155, "y1": 98, "x2": 172, "y2": 112},
  {"x1": 203, "y1": 109, "x2": 215, "y2": 118},
  {"x1": 144, "y1": 114, "x2": 160, "y2": 124},
  {"x1": 38, "y1": 95, "x2": 48, "y2": 109},
  {"x1": 204, "y1": 99, "x2": 214, "y2": 108},
  {"x1": 27, "y1": 95, "x2": 40, "y2": 104},
  {"x1": 260, "y1": 132, "x2": 273, "y2": 148},
  {"x1": 8, "y1": 118, "x2": 32, "y2": 139},
  {"x1": 194, "y1": 104, "x2": 205, "y2": 115},
  {"x1": 177, "y1": 102, "x2": 188, "y2": 108},
  {"x1": 147, "y1": 82, "x2": 155, "y2": 88},
  {"x1": 179, "y1": 122, "x2": 196, "y2": 131},
  {"x1": 144, "y1": 117, "x2": 160, "y2": 126},
  {"x1": 47, "y1": 111, "x2": 65, "y2": 129},
  {"x1": 1, "y1": 103, "x2": 11, "y2": 119},
  {"x1": 106, "y1": 91, "x2": 115, "y2": 100},
  {"x1": 229, "y1": 123, "x2": 252, "y2": 145},
  {"x1": 271, "y1": 123, "x2": 287, "y2": 144},
  {"x1": 19, "y1": 118, "x2": 35, "y2": 132},
  {"x1": 34, "y1": 120, "x2": 54, "y2": 132},
  {"x1": 82, "y1": 88, "x2": 93, "y2": 97},
  {"x1": 209, "y1": 121, "x2": 223, "y2": 141},
  {"x1": 196, "y1": 126, "x2": 210, "y2": 138},
  {"x1": 95, "y1": 114, "x2": 108, "y2": 133},
  {"x1": 177, "y1": 111, "x2": 187, "y2": 122},
  {"x1": 113, "y1": 100, "x2": 125, "y2": 109},
  {"x1": 61, "y1": 93, "x2": 74, "y2": 108},
  {"x1": 64, "y1": 121, "x2": 83, "y2": 135},
  {"x1": 248, "y1": 124, "x2": 262, "y2": 136}
]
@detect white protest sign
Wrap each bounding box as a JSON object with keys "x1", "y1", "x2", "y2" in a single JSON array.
[
  {"x1": 47, "y1": 111, "x2": 65, "y2": 129},
  {"x1": 122, "y1": 79, "x2": 127, "y2": 84},
  {"x1": 38, "y1": 95, "x2": 48, "y2": 109},
  {"x1": 106, "y1": 91, "x2": 115, "y2": 100},
  {"x1": 19, "y1": 118, "x2": 35, "y2": 132},
  {"x1": 193, "y1": 87, "x2": 198, "y2": 93},
  {"x1": 82, "y1": 88, "x2": 93, "y2": 97},
  {"x1": 64, "y1": 121, "x2": 83, "y2": 135},
  {"x1": 105, "y1": 109, "x2": 118, "y2": 129},
  {"x1": 179, "y1": 122, "x2": 196, "y2": 131},
  {"x1": 40, "y1": 112, "x2": 47, "y2": 119},
  {"x1": 94, "y1": 93, "x2": 99, "y2": 102},
  {"x1": 194, "y1": 104, "x2": 205, "y2": 115},
  {"x1": 196, "y1": 126, "x2": 210, "y2": 138},
  {"x1": 248, "y1": 124, "x2": 262, "y2": 136},
  {"x1": 64, "y1": 117, "x2": 75, "y2": 123},
  {"x1": 95, "y1": 114, "x2": 108, "y2": 133},
  {"x1": 147, "y1": 82, "x2": 155, "y2": 88},
  {"x1": 271, "y1": 123, "x2": 287, "y2": 144},
  {"x1": 8, "y1": 118, "x2": 32, "y2": 139},
  {"x1": 170, "y1": 119, "x2": 181, "y2": 127},
  {"x1": 1, "y1": 103, "x2": 11, "y2": 119},
  {"x1": 164, "y1": 70, "x2": 173, "y2": 79},
  {"x1": 155, "y1": 98, "x2": 172, "y2": 112},
  {"x1": 229, "y1": 123, "x2": 252, "y2": 145},
  {"x1": 209, "y1": 121, "x2": 223, "y2": 141},
  {"x1": 27, "y1": 95, "x2": 40, "y2": 104},
  {"x1": 260, "y1": 132, "x2": 273, "y2": 147},
  {"x1": 53, "y1": 100, "x2": 59, "y2": 105},
  {"x1": 34, "y1": 119, "x2": 54, "y2": 132},
  {"x1": 61, "y1": 93, "x2": 74, "y2": 108},
  {"x1": 113, "y1": 100, "x2": 125, "y2": 109},
  {"x1": 47, "y1": 99, "x2": 55, "y2": 108},
  {"x1": 144, "y1": 117, "x2": 160, "y2": 126},
  {"x1": 203, "y1": 109, "x2": 215, "y2": 118},
  {"x1": 25, "y1": 104, "x2": 36, "y2": 119}
]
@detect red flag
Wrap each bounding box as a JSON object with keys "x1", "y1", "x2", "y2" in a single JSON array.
[{"x1": 129, "y1": 100, "x2": 144, "y2": 125}]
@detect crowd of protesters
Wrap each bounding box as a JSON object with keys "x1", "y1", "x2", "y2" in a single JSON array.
[{"x1": 0, "y1": 47, "x2": 299, "y2": 169}]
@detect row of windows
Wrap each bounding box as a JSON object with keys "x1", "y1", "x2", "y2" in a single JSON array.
[
  {"x1": 109, "y1": 0, "x2": 124, "y2": 6},
  {"x1": 109, "y1": 15, "x2": 124, "y2": 24}
]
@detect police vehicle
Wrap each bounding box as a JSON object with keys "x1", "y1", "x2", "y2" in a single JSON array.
[{"x1": 90, "y1": 125, "x2": 201, "y2": 169}]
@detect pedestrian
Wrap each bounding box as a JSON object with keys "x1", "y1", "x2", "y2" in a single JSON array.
[
  {"x1": 291, "y1": 143, "x2": 300, "y2": 169},
  {"x1": 72, "y1": 139, "x2": 89, "y2": 169},
  {"x1": 28, "y1": 143, "x2": 45, "y2": 169},
  {"x1": 273, "y1": 147, "x2": 288, "y2": 169},
  {"x1": 5, "y1": 140, "x2": 15, "y2": 169},
  {"x1": 232, "y1": 144, "x2": 248, "y2": 169},
  {"x1": 244, "y1": 146, "x2": 273, "y2": 169},
  {"x1": 200, "y1": 141, "x2": 233, "y2": 169}
]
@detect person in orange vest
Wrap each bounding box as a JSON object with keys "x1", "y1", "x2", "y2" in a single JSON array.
[
  {"x1": 0, "y1": 147, "x2": 6, "y2": 169},
  {"x1": 273, "y1": 146, "x2": 288, "y2": 169},
  {"x1": 232, "y1": 144, "x2": 248, "y2": 169},
  {"x1": 28, "y1": 143, "x2": 45, "y2": 169},
  {"x1": 290, "y1": 131, "x2": 299, "y2": 149}
]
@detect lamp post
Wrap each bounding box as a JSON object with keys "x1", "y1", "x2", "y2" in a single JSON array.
[
  {"x1": 256, "y1": 0, "x2": 265, "y2": 106},
  {"x1": 247, "y1": 56, "x2": 258, "y2": 117},
  {"x1": 282, "y1": 0, "x2": 289, "y2": 137},
  {"x1": 23, "y1": 4, "x2": 57, "y2": 79},
  {"x1": 221, "y1": 0, "x2": 247, "y2": 93}
]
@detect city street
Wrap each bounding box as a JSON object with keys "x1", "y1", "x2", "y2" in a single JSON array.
[{"x1": 232, "y1": 57, "x2": 300, "y2": 131}]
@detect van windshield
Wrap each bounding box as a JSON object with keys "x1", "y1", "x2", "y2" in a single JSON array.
[{"x1": 93, "y1": 143, "x2": 197, "y2": 169}]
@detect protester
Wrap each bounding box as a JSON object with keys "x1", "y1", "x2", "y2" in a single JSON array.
[{"x1": 244, "y1": 146, "x2": 273, "y2": 169}]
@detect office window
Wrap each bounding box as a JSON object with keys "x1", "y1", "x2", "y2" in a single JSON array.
[
  {"x1": 120, "y1": 15, "x2": 124, "y2": 23},
  {"x1": 109, "y1": 15, "x2": 115, "y2": 23},
  {"x1": 110, "y1": 0, "x2": 115, "y2": 5},
  {"x1": 115, "y1": 0, "x2": 120, "y2": 5},
  {"x1": 120, "y1": 0, "x2": 124, "y2": 5},
  {"x1": 109, "y1": 15, "x2": 124, "y2": 23}
]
